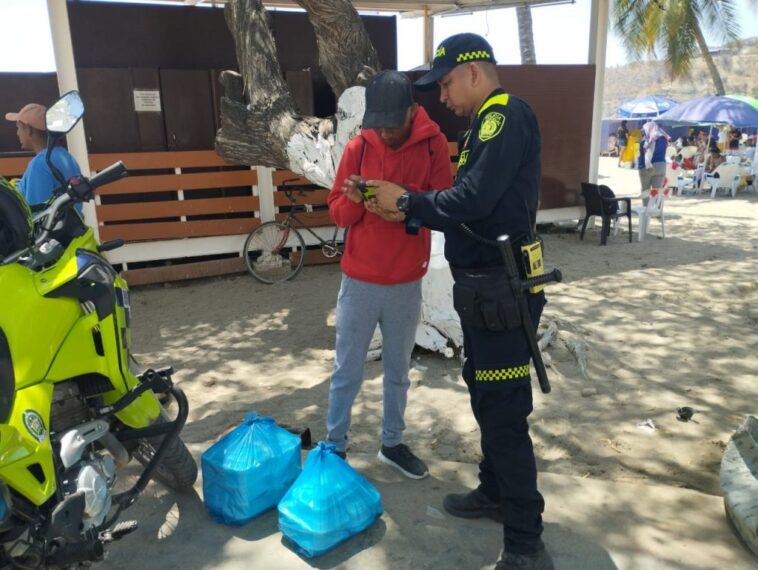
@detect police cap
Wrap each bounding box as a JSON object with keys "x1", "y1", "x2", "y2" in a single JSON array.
[{"x1": 415, "y1": 33, "x2": 497, "y2": 89}]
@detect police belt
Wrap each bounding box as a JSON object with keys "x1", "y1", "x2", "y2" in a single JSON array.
[{"x1": 449, "y1": 266, "x2": 522, "y2": 332}]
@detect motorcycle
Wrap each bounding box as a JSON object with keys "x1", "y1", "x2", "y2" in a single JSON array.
[{"x1": 0, "y1": 91, "x2": 197, "y2": 568}]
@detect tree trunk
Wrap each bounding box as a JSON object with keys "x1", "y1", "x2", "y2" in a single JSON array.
[
  {"x1": 692, "y1": 20, "x2": 725, "y2": 95},
  {"x1": 516, "y1": 4, "x2": 536, "y2": 65},
  {"x1": 294, "y1": 0, "x2": 380, "y2": 97},
  {"x1": 215, "y1": 0, "x2": 378, "y2": 187}
]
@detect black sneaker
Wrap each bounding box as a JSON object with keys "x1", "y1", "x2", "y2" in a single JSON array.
[
  {"x1": 377, "y1": 444, "x2": 429, "y2": 479},
  {"x1": 443, "y1": 489, "x2": 504, "y2": 522},
  {"x1": 495, "y1": 548, "x2": 554, "y2": 570}
]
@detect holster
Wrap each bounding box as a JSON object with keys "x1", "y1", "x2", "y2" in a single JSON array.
[{"x1": 451, "y1": 267, "x2": 521, "y2": 332}]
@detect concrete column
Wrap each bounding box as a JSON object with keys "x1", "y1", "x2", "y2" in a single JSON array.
[
  {"x1": 46, "y1": 0, "x2": 99, "y2": 240},
  {"x1": 255, "y1": 166, "x2": 276, "y2": 223},
  {"x1": 423, "y1": 6, "x2": 435, "y2": 64},
  {"x1": 587, "y1": 0, "x2": 609, "y2": 184}
]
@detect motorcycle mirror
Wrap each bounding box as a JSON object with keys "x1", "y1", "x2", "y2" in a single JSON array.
[{"x1": 45, "y1": 90, "x2": 84, "y2": 135}]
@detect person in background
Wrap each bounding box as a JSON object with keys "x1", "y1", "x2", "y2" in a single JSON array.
[
  {"x1": 695, "y1": 130, "x2": 708, "y2": 162},
  {"x1": 616, "y1": 120, "x2": 629, "y2": 167},
  {"x1": 717, "y1": 125, "x2": 728, "y2": 152},
  {"x1": 743, "y1": 137, "x2": 756, "y2": 161},
  {"x1": 5, "y1": 102, "x2": 80, "y2": 208},
  {"x1": 638, "y1": 121, "x2": 670, "y2": 191},
  {"x1": 728, "y1": 127, "x2": 741, "y2": 154},
  {"x1": 325, "y1": 70, "x2": 453, "y2": 479},
  {"x1": 704, "y1": 146, "x2": 726, "y2": 174}
]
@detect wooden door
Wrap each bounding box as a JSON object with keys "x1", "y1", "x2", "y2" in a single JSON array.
[{"x1": 159, "y1": 69, "x2": 215, "y2": 151}]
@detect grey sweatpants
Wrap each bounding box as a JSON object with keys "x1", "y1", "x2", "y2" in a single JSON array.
[{"x1": 326, "y1": 274, "x2": 422, "y2": 452}]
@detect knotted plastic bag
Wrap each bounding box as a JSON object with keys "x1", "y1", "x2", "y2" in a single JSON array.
[
  {"x1": 201, "y1": 412, "x2": 301, "y2": 525},
  {"x1": 278, "y1": 441, "x2": 383, "y2": 558}
]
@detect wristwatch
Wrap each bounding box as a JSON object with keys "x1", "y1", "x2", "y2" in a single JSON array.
[{"x1": 396, "y1": 192, "x2": 411, "y2": 213}]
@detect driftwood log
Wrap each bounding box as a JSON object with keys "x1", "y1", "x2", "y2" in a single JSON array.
[{"x1": 215, "y1": 0, "x2": 380, "y2": 187}]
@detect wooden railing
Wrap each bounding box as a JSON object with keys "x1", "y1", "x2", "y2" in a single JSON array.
[
  {"x1": 91, "y1": 152, "x2": 261, "y2": 242},
  {"x1": 0, "y1": 147, "x2": 461, "y2": 284},
  {"x1": 0, "y1": 151, "x2": 332, "y2": 243},
  {"x1": 1, "y1": 147, "x2": 460, "y2": 243}
]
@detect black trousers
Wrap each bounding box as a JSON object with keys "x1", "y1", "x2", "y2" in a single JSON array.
[{"x1": 460, "y1": 292, "x2": 546, "y2": 555}]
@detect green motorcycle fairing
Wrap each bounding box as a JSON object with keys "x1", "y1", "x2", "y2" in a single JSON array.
[
  {"x1": 0, "y1": 384, "x2": 55, "y2": 505},
  {"x1": 0, "y1": 227, "x2": 160, "y2": 505}
]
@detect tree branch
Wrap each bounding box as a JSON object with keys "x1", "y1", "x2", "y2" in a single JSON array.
[
  {"x1": 294, "y1": 0, "x2": 380, "y2": 96},
  {"x1": 215, "y1": 0, "x2": 370, "y2": 187}
]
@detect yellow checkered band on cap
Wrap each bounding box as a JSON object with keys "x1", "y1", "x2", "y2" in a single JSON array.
[
  {"x1": 456, "y1": 50, "x2": 492, "y2": 63},
  {"x1": 475, "y1": 365, "x2": 530, "y2": 382}
]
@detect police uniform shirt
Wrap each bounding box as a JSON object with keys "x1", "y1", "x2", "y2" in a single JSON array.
[{"x1": 406, "y1": 88, "x2": 541, "y2": 269}]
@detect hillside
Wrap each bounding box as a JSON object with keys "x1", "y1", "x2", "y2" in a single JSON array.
[{"x1": 603, "y1": 36, "x2": 758, "y2": 117}]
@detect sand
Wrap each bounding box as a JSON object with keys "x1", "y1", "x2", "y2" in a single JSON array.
[{"x1": 128, "y1": 156, "x2": 757, "y2": 499}]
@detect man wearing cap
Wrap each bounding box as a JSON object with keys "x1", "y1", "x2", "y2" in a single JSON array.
[
  {"x1": 325, "y1": 70, "x2": 452, "y2": 479},
  {"x1": 6, "y1": 102, "x2": 80, "y2": 207},
  {"x1": 372, "y1": 34, "x2": 553, "y2": 570}
]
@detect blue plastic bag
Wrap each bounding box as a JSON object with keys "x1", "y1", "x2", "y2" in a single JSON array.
[
  {"x1": 278, "y1": 441, "x2": 383, "y2": 558},
  {"x1": 201, "y1": 412, "x2": 301, "y2": 525}
]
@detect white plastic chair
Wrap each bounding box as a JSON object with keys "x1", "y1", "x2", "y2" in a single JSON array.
[
  {"x1": 702, "y1": 164, "x2": 741, "y2": 198},
  {"x1": 665, "y1": 160, "x2": 680, "y2": 189},
  {"x1": 632, "y1": 186, "x2": 671, "y2": 241},
  {"x1": 676, "y1": 164, "x2": 704, "y2": 196}
]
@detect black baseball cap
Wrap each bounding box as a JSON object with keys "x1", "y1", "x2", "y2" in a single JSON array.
[
  {"x1": 415, "y1": 33, "x2": 497, "y2": 88},
  {"x1": 362, "y1": 70, "x2": 414, "y2": 129}
]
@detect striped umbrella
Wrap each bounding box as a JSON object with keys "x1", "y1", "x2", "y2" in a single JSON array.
[{"x1": 617, "y1": 96, "x2": 678, "y2": 118}]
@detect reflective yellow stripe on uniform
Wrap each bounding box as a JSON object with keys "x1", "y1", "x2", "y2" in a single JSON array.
[
  {"x1": 475, "y1": 364, "x2": 529, "y2": 381},
  {"x1": 478, "y1": 93, "x2": 509, "y2": 117}
]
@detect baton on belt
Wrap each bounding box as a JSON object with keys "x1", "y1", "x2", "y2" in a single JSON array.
[{"x1": 496, "y1": 235, "x2": 562, "y2": 394}]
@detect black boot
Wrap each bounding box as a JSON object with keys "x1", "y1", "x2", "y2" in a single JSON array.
[
  {"x1": 495, "y1": 548, "x2": 554, "y2": 570},
  {"x1": 442, "y1": 488, "x2": 503, "y2": 522}
]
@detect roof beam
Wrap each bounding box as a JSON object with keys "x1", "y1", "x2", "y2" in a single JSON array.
[{"x1": 177, "y1": 0, "x2": 572, "y2": 16}]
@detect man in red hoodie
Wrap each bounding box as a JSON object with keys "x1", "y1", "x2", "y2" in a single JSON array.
[{"x1": 326, "y1": 70, "x2": 453, "y2": 478}]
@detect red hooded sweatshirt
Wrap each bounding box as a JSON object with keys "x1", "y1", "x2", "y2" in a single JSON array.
[{"x1": 328, "y1": 107, "x2": 453, "y2": 285}]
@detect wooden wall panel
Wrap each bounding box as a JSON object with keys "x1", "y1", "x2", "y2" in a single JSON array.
[
  {"x1": 78, "y1": 68, "x2": 141, "y2": 153},
  {"x1": 0, "y1": 73, "x2": 59, "y2": 154},
  {"x1": 411, "y1": 65, "x2": 595, "y2": 211},
  {"x1": 132, "y1": 68, "x2": 167, "y2": 151},
  {"x1": 68, "y1": 3, "x2": 238, "y2": 70},
  {"x1": 160, "y1": 69, "x2": 217, "y2": 151}
]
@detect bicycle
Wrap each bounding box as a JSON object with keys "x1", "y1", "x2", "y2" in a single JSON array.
[{"x1": 242, "y1": 185, "x2": 346, "y2": 284}]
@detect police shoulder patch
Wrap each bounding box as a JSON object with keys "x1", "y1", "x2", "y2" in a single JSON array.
[
  {"x1": 23, "y1": 410, "x2": 46, "y2": 443},
  {"x1": 479, "y1": 111, "x2": 506, "y2": 142}
]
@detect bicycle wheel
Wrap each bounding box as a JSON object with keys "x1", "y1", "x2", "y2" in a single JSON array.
[{"x1": 243, "y1": 221, "x2": 306, "y2": 284}]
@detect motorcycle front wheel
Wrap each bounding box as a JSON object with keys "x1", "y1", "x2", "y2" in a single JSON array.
[{"x1": 131, "y1": 416, "x2": 197, "y2": 492}]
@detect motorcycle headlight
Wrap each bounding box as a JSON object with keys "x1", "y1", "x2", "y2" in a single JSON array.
[{"x1": 76, "y1": 250, "x2": 116, "y2": 286}]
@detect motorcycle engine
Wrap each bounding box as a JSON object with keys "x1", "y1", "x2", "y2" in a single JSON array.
[{"x1": 61, "y1": 452, "x2": 117, "y2": 529}]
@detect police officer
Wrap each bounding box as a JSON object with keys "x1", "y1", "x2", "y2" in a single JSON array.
[{"x1": 372, "y1": 33, "x2": 553, "y2": 570}]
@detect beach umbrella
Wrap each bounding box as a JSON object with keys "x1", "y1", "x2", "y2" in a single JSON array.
[
  {"x1": 616, "y1": 96, "x2": 678, "y2": 118},
  {"x1": 725, "y1": 94, "x2": 758, "y2": 111},
  {"x1": 656, "y1": 95, "x2": 758, "y2": 127}
]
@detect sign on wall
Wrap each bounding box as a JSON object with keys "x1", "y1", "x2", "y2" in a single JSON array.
[{"x1": 133, "y1": 89, "x2": 161, "y2": 112}]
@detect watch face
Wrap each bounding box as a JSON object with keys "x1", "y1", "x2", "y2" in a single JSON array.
[{"x1": 397, "y1": 193, "x2": 410, "y2": 212}]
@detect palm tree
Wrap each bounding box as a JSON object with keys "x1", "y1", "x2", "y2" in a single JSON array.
[
  {"x1": 612, "y1": 0, "x2": 752, "y2": 95},
  {"x1": 516, "y1": 4, "x2": 537, "y2": 64}
]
